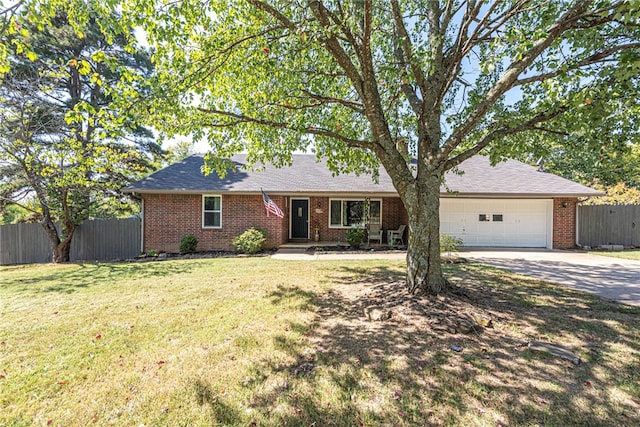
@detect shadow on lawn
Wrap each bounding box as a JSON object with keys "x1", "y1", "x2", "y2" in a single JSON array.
[
  {"x1": 1, "y1": 261, "x2": 195, "y2": 294},
  {"x1": 226, "y1": 263, "x2": 640, "y2": 426},
  {"x1": 268, "y1": 285, "x2": 318, "y2": 311},
  {"x1": 193, "y1": 379, "x2": 242, "y2": 425}
]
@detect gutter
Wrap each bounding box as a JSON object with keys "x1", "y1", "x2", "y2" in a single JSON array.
[
  {"x1": 123, "y1": 188, "x2": 602, "y2": 198},
  {"x1": 140, "y1": 197, "x2": 144, "y2": 254}
]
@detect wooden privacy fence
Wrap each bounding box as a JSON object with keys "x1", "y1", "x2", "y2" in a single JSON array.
[
  {"x1": 0, "y1": 218, "x2": 141, "y2": 265},
  {"x1": 578, "y1": 205, "x2": 640, "y2": 247}
]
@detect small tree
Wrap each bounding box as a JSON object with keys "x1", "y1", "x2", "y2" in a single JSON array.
[{"x1": 440, "y1": 234, "x2": 463, "y2": 257}]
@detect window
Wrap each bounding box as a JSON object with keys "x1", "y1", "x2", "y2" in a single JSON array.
[
  {"x1": 479, "y1": 213, "x2": 503, "y2": 222},
  {"x1": 329, "y1": 199, "x2": 381, "y2": 227},
  {"x1": 203, "y1": 195, "x2": 221, "y2": 228}
]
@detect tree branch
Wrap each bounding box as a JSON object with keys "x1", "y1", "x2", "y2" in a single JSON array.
[
  {"x1": 441, "y1": 0, "x2": 464, "y2": 31},
  {"x1": 390, "y1": 0, "x2": 427, "y2": 114},
  {"x1": 322, "y1": 1, "x2": 361, "y2": 54},
  {"x1": 246, "y1": 0, "x2": 296, "y2": 31},
  {"x1": 0, "y1": 1, "x2": 23, "y2": 35},
  {"x1": 441, "y1": 0, "x2": 594, "y2": 158},
  {"x1": 516, "y1": 42, "x2": 640, "y2": 86},
  {"x1": 299, "y1": 89, "x2": 364, "y2": 113},
  {"x1": 530, "y1": 126, "x2": 570, "y2": 136},
  {"x1": 445, "y1": 105, "x2": 569, "y2": 170},
  {"x1": 197, "y1": 106, "x2": 372, "y2": 148},
  {"x1": 0, "y1": 196, "x2": 41, "y2": 215},
  {"x1": 470, "y1": 2, "x2": 544, "y2": 51},
  {"x1": 308, "y1": 1, "x2": 366, "y2": 101},
  {"x1": 443, "y1": 1, "x2": 533, "y2": 100}
]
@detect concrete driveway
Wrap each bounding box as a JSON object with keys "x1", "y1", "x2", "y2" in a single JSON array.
[
  {"x1": 463, "y1": 249, "x2": 640, "y2": 307},
  {"x1": 273, "y1": 247, "x2": 640, "y2": 306}
]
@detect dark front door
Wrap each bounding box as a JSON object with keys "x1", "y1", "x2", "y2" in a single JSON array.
[{"x1": 291, "y1": 199, "x2": 309, "y2": 239}]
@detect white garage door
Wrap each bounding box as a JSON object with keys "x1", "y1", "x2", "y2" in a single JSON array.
[{"x1": 440, "y1": 199, "x2": 552, "y2": 248}]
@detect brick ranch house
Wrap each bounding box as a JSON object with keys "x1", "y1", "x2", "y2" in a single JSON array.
[{"x1": 124, "y1": 154, "x2": 600, "y2": 253}]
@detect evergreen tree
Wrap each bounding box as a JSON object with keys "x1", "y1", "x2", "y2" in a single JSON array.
[{"x1": 0, "y1": 3, "x2": 161, "y2": 262}]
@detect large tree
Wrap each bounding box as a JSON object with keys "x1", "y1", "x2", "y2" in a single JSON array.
[
  {"x1": 130, "y1": 0, "x2": 640, "y2": 294},
  {"x1": 0, "y1": 3, "x2": 161, "y2": 262}
]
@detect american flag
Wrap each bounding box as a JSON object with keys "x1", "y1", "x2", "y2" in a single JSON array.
[{"x1": 261, "y1": 189, "x2": 284, "y2": 218}]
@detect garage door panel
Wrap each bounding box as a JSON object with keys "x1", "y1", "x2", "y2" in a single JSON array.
[{"x1": 440, "y1": 199, "x2": 551, "y2": 247}]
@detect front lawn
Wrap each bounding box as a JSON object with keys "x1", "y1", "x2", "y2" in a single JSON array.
[
  {"x1": 589, "y1": 249, "x2": 640, "y2": 261},
  {"x1": 1, "y1": 258, "x2": 638, "y2": 426}
]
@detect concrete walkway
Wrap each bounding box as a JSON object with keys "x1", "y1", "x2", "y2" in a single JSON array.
[
  {"x1": 271, "y1": 248, "x2": 407, "y2": 261},
  {"x1": 272, "y1": 247, "x2": 640, "y2": 306}
]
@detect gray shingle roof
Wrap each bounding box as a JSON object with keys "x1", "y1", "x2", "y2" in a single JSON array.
[{"x1": 125, "y1": 154, "x2": 600, "y2": 197}]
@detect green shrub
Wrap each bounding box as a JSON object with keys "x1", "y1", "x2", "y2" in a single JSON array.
[
  {"x1": 145, "y1": 249, "x2": 158, "y2": 257},
  {"x1": 233, "y1": 227, "x2": 267, "y2": 254},
  {"x1": 346, "y1": 228, "x2": 365, "y2": 249},
  {"x1": 440, "y1": 233, "x2": 463, "y2": 256},
  {"x1": 179, "y1": 234, "x2": 198, "y2": 254}
]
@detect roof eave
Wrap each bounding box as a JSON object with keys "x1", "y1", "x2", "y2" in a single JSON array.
[
  {"x1": 124, "y1": 188, "x2": 603, "y2": 198},
  {"x1": 441, "y1": 192, "x2": 603, "y2": 198}
]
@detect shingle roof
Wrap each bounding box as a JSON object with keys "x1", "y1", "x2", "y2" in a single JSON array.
[{"x1": 125, "y1": 154, "x2": 600, "y2": 197}]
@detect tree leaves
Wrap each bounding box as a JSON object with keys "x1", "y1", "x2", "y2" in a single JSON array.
[{"x1": 0, "y1": 1, "x2": 163, "y2": 260}]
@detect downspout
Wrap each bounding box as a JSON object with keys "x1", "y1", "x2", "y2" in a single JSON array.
[
  {"x1": 575, "y1": 201, "x2": 579, "y2": 247},
  {"x1": 140, "y1": 196, "x2": 145, "y2": 254}
]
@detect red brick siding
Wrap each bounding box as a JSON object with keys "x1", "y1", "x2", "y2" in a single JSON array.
[
  {"x1": 308, "y1": 196, "x2": 331, "y2": 240},
  {"x1": 306, "y1": 196, "x2": 408, "y2": 243},
  {"x1": 143, "y1": 193, "x2": 287, "y2": 252},
  {"x1": 143, "y1": 194, "x2": 409, "y2": 251},
  {"x1": 144, "y1": 194, "x2": 576, "y2": 249},
  {"x1": 383, "y1": 197, "x2": 409, "y2": 235},
  {"x1": 552, "y1": 197, "x2": 577, "y2": 249}
]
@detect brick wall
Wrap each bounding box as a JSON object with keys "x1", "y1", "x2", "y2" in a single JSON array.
[
  {"x1": 143, "y1": 193, "x2": 576, "y2": 250},
  {"x1": 144, "y1": 193, "x2": 410, "y2": 250},
  {"x1": 553, "y1": 197, "x2": 578, "y2": 249},
  {"x1": 143, "y1": 193, "x2": 287, "y2": 252},
  {"x1": 306, "y1": 196, "x2": 408, "y2": 243},
  {"x1": 383, "y1": 197, "x2": 409, "y2": 234}
]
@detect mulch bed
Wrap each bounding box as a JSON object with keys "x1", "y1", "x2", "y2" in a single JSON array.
[{"x1": 127, "y1": 250, "x2": 275, "y2": 262}]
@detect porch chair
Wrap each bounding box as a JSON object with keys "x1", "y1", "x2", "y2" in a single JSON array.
[
  {"x1": 387, "y1": 224, "x2": 407, "y2": 245},
  {"x1": 368, "y1": 223, "x2": 383, "y2": 244}
]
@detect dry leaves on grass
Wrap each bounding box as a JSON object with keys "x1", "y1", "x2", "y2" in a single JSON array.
[{"x1": 301, "y1": 263, "x2": 640, "y2": 426}]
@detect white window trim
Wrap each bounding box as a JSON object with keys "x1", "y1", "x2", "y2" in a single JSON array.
[
  {"x1": 202, "y1": 194, "x2": 222, "y2": 229},
  {"x1": 328, "y1": 198, "x2": 382, "y2": 229}
]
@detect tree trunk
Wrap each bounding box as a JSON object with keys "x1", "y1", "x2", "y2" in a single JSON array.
[
  {"x1": 405, "y1": 173, "x2": 448, "y2": 295},
  {"x1": 40, "y1": 217, "x2": 74, "y2": 263},
  {"x1": 52, "y1": 237, "x2": 72, "y2": 263}
]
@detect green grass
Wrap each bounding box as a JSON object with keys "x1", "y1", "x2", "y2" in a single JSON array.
[
  {"x1": 1, "y1": 258, "x2": 639, "y2": 426},
  {"x1": 589, "y1": 249, "x2": 640, "y2": 260}
]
